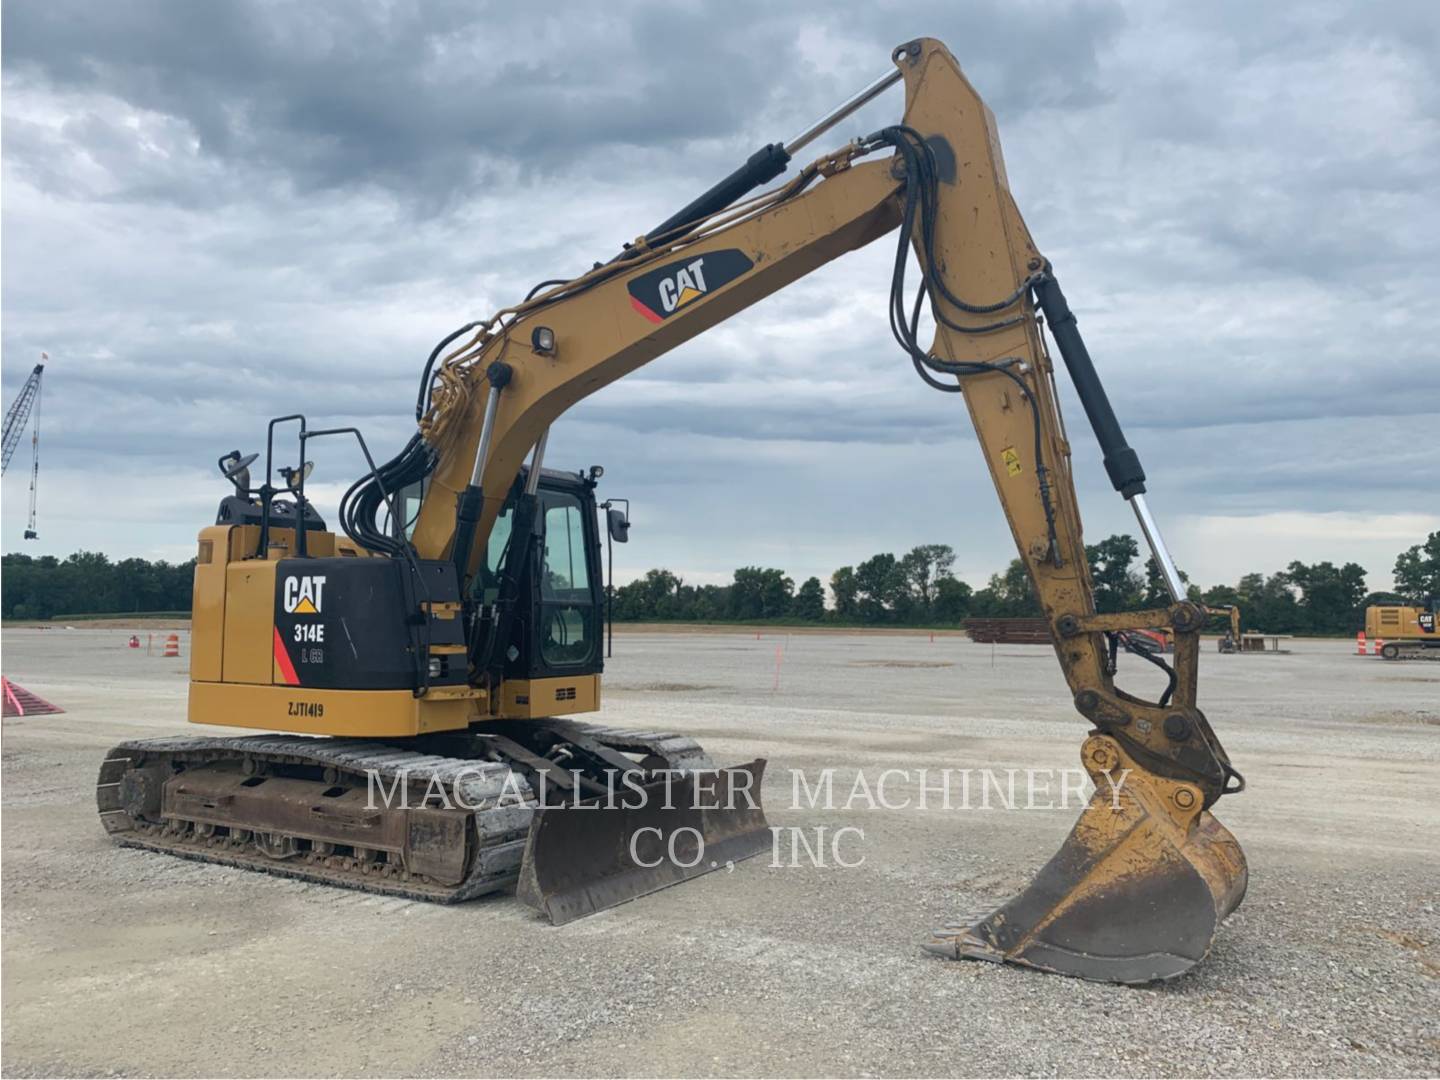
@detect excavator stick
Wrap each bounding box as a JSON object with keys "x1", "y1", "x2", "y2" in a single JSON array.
[
  {"x1": 516, "y1": 760, "x2": 770, "y2": 924},
  {"x1": 926, "y1": 736, "x2": 1247, "y2": 983}
]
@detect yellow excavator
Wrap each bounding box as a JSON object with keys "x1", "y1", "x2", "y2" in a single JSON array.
[
  {"x1": 96, "y1": 38, "x2": 1246, "y2": 984},
  {"x1": 1215, "y1": 605, "x2": 1244, "y2": 653},
  {"x1": 1366, "y1": 600, "x2": 1439, "y2": 660}
]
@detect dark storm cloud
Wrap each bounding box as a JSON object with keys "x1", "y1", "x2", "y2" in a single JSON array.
[
  {"x1": 3, "y1": 0, "x2": 1437, "y2": 586},
  {"x1": 1, "y1": 0, "x2": 815, "y2": 205},
  {"x1": 6, "y1": 1, "x2": 788, "y2": 194},
  {"x1": 2, "y1": 0, "x2": 1125, "y2": 207}
]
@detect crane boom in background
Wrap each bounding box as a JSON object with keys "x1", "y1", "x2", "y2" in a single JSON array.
[
  {"x1": 2, "y1": 358, "x2": 45, "y2": 474},
  {"x1": 3, "y1": 354, "x2": 47, "y2": 540}
]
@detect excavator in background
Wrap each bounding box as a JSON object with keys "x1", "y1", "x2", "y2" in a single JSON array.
[
  {"x1": 1367, "y1": 600, "x2": 1439, "y2": 660},
  {"x1": 96, "y1": 38, "x2": 1247, "y2": 984},
  {"x1": 1215, "y1": 605, "x2": 1244, "y2": 653}
]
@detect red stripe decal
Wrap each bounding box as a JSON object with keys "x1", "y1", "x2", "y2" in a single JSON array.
[
  {"x1": 629, "y1": 295, "x2": 664, "y2": 323},
  {"x1": 273, "y1": 627, "x2": 301, "y2": 686}
]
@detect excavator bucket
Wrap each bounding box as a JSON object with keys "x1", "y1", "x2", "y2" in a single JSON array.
[
  {"x1": 926, "y1": 735, "x2": 1247, "y2": 984},
  {"x1": 516, "y1": 760, "x2": 770, "y2": 924}
]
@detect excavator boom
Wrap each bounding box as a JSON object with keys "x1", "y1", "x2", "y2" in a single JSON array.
[
  {"x1": 98, "y1": 37, "x2": 1246, "y2": 984},
  {"x1": 398, "y1": 38, "x2": 1246, "y2": 980}
]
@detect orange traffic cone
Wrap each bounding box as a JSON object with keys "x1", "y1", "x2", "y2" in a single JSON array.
[
  {"x1": 1373, "y1": 638, "x2": 1384, "y2": 657},
  {"x1": 1356, "y1": 631, "x2": 1366, "y2": 655},
  {"x1": 163, "y1": 633, "x2": 181, "y2": 659}
]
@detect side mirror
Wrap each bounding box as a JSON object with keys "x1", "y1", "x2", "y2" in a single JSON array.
[{"x1": 607, "y1": 508, "x2": 630, "y2": 543}]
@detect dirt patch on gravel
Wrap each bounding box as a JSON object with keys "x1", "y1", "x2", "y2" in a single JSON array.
[{"x1": 1358, "y1": 710, "x2": 1440, "y2": 726}]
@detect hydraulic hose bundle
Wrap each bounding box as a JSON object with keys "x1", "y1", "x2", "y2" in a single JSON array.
[
  {"x1": 865, "y1": 124, "x2": 1061, "y2": 564},
  {"x1": 336, "y1": 431, "x2": 434, "y2": 556},
  {"x1": 338, "y1": 321, "x2": 486, "y2": 555}
]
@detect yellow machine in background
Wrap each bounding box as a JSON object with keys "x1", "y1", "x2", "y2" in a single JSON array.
[
  {"x1": 97, "y1": 38, "x2": 1247, "y2": 984},
  {"x1": 1366, "y1": 602, "x2": 1439, "y2": 660},
  {"x1": 1215, "y1": 605, "x2": 1243, "y2": 653}
]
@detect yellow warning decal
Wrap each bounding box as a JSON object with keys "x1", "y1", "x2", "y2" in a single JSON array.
[
  {"x1": 1001, "y1": 447, "x2": 1022, "y2": 476},
  {"x1": 292, "y1": 596, "x2": 319, "y2": 614}
]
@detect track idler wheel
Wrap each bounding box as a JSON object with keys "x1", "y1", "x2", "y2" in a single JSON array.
[{"x1": 925, "y1": 735, "x2": 1247, "y2": 984}]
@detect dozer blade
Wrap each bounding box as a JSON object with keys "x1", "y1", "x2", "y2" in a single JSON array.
[
  {"x1": 516, "y1": 759, "x2": 770, "y2": 924},
  {"x1": 925, "y1": 735, "x2": 1247, "y2": 984}
]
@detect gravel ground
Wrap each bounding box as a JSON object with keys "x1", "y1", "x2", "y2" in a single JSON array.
[{"x1": 2, "y1": 626, "x2": 1437, "y2": 1077}]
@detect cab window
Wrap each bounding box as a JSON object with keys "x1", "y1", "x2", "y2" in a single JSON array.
[
  {"x1": 540, "y1": 496, "x2": 594, "y2": 665},
  {"x1": 477, "y1": 505, "x2": 514, "y2": 604}
]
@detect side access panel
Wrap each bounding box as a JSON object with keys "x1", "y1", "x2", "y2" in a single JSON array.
[
  {"x1": 190, "y1": 526, "x2": 231, "y2": 682},
  {"x1": 222, "y1": 560, "x2": 279, "y2": 684},
  {"x1": 497, "y1": 675, "x2": 601, "y2": 720}
]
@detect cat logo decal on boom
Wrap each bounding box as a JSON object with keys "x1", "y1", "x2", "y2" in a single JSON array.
[{"x1": 628, "y1": 249, "x2": 754, "y2": 323}]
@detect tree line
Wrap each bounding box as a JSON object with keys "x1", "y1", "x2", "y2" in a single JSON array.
[
  {"x1": 612, "y1": 531, "x2": 1440, "y2": 636},
  {"x1": 2, "y1": 552, "x2": 195, "y2": 619},
  {"x1": 3, "y1": 532, "x2": 1437, "y2": 634}
]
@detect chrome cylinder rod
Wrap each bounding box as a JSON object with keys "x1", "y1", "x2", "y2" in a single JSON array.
[
  {"x1": 523, "y1": 429, "x2": 549, "y2": 496},
  {"x1": 1129, "y1": 492, "x2": 1186, "y2": 603},
  {"x1": 783, "y1": 69, "x2": 903, "y2": 157},
  {"x1": 469, "y1": 385, "x2": 503, "y2": 487}
]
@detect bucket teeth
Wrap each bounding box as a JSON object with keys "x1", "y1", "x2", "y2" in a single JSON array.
[
  {"x1": 922, "y1": 925, "x2": 1000, "y2": 963},
  {"x1": 926, "y1": 735, "x2": 1248, "y2": 984}
]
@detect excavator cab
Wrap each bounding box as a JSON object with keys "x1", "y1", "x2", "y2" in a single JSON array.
[
  {"x1": 481, "y1": 468, "x2": 606, "y2": 684},
  {"x1": 396, "y1": 466, "x2": 609, "y2": 689}
]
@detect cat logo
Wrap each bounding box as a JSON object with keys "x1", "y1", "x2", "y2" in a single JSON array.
[
  {"x1": 282, "y1": 575, "x2": 326, "y2": 615},
  {"x1": 658, "y1": 258, "x2": 708, "y2": 313},
  {"x1": 627, "y1": 248, "x2": 754, "y2": 323}
]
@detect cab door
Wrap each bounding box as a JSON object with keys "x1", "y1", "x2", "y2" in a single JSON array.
[{"x1": 533, "y1": 489, "x2": 601, "y2": 676}]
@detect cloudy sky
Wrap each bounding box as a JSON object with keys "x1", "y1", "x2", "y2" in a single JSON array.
[{"x1": 3, "y1": 0, "x2": 1437, "y2": 594}]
